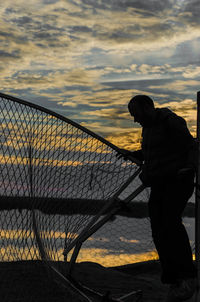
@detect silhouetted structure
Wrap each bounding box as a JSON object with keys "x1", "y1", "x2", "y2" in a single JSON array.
[{"x1": 0, "y1": 92, "x2": 144, "y2": 301}]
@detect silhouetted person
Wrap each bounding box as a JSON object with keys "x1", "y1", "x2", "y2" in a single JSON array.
[{"x1": 119, "y1": 95, "x2": 197, "y2": 301}]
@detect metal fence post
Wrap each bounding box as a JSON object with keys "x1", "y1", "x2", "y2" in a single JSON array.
[{"x1": 195, "y1": 91, "x2": 200, "y2": 298}]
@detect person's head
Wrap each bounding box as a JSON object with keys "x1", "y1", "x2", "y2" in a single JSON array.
[{"x1": 128, "y1": 95, "x2": 155, "y2": 127}]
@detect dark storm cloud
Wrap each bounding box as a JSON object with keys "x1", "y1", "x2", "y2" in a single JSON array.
[
  {"x1": 4, "y1": 7, "x2": 18, "y2": 15},
  {"x1": 120, "y1": 0, "x2": 171, "y2": 11},
  {"x1": 42, "y1": 0, "x2": 60, "y2": 4},
  {"x1": 10, "y1": 15, "x2": 64, "y2": 34},
  {"x1": 0, "y1": 0, "x2": 199, "y2": 142},
  {"x1": 64, "y1": 0, "x2": 200, "y2": 47},
  {"x1": 94, "y1": 27, "x2": 140, "y2": 43},
  {"x1": 11, "y1": 16, "x2": 33, "y2": 25},
  {"x1": 0, "y1": 50, "x2": 20, "y2": 59},
  {"x1": 102, "y1": 79, "x2": 171, "y2": 91},
  {"x1": 92, "y1": 22, "x2": 174, "y2": 44},
  {"x1": 71, "y1": 0, "x2": 172, "y2": 13},
  {"x1": 68, "y1": 26, "x2": 93, "y2": 33},
  {"x1": 34, "y1": 31, "x2": 58, "y2": 41},
  {"x1": 101, "y1": 78, "x2": 199, "y2": 103},
  {"x1": 0, "y1": 30, "x2": 15, "y2": 38},
  {"x1": 7, "y1": 13, "x2": 68, "y2": 48},
  {"x1": 180, "y1": 0, "x2": 200, "y2": 26},
  {"x1": 62, "y1": 1, "x2": 186, "y2": 46},
  {"x1": 0, "y1": 29, "x2": 28, "y2": 45}
]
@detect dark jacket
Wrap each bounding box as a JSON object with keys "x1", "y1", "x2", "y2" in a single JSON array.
[{"x1": 133, "y1": 108, "x2": 196, "y2": 186}]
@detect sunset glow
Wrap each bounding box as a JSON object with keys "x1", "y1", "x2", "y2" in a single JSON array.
[
  {"x1": 0, "y1": 0, "x2": 199, "y2": 150},
  {"x1": 0, "y1": 0, "x2": 198, "y2": 274}
]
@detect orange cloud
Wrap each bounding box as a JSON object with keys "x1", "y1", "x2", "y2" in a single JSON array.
[{"x1": 106, "y1": 129, "x2": 142, "y2": 151}]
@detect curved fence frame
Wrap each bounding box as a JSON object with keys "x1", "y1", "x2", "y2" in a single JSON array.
[
  {"x1": 0, "y1": 92, "x2": 145, "y2": 301},
  {"x1": 0, "y1": 92, "x2": 138, "y2": 159}
]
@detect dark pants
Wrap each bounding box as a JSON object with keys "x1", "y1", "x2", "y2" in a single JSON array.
[{"x1": 148, "y1": 172, "x2": 197, "y2": 284}]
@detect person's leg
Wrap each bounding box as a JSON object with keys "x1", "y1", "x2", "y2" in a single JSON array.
[
  {"x1": 148, "y1": 174, "x2": 196, "y2": 284},
  {"x1": 148, "y1": 183, "x2": 177, "y2": 283},
  {"x1": 161, "y1": 174, "x2": 196, "y2": 283}
]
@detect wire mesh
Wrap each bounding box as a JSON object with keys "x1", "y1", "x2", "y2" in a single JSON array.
[{"x1": 0, "y1": 93, "x2": 149, "y2": 301}]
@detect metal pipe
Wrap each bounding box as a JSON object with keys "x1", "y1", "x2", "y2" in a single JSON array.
[{"x1": 195, "y1": 91, "x2": 200, "y2": 300}]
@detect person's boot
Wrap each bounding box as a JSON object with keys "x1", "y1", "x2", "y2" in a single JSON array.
[{"x1": 165, "y1": 278, "x2": 196, "y2": 302}]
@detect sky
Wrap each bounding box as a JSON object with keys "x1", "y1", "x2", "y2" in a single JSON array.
[{"x1": 0, "y1": 0, "x2": 200, "y2": 150}]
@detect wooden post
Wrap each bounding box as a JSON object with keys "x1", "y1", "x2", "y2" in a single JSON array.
[{"x1": 195, "y1": 91, "x2": 200, "y2": 299}]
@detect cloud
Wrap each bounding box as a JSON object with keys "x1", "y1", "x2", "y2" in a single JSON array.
[
  {"x1": 0, "y1": 0, "x2": 199, "y2": 149},
  {"x1": 0, "y1": 0, "x2": 199, "y2": 82},
  {"x1": 80, "y1": 107, "x2": 129, "y2": 120},
  {"x1": 182, "y1": 66, "x2": 200, "y2": 78},
  {"x1": 149, "y1": 79, "x2": 200, "y2": 92},
  {"x1": 179, "y1": 0, "x2": 200, "y2": 27},
  {"x1": 0, "y1": 50, "x2": 20, "y2": 59},
  {"x1": 105, "y1": 130, "x2": 142, "y2": 150},
  {"x1": 112, "y1": 63, "x2": 200, "y2": 79},
  {"x1": 4, "y1": 0, "x2": 196, "y2": 60},
  {"x1": 58, "y1": 85, "x2": 162, "y2": 111},
  {"x1": 80, "y1": 121, "x2": 142, "y2": 150},
  {"x1": 72, "y1": 0, "x2": 172, "y2": 14}
]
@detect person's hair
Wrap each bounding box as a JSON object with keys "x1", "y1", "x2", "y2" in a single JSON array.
[{"x1": 128, "y1": 95, "x2": 154, "y2": 114}]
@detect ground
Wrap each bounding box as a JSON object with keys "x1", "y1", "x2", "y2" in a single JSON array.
[
  {"x1": 0, "y1": 260, "x2": 173, "y2": 302},
  {"x1": 72, "y1": 260, "x2": 168, "y2": 301}
]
